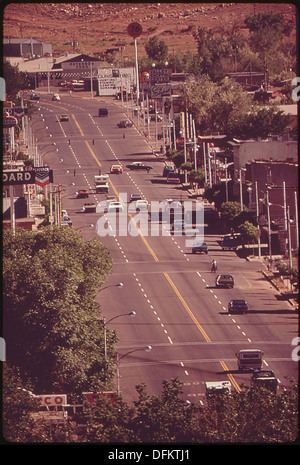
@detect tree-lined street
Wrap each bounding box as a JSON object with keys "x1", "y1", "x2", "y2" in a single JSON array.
[{"x1": 30, "y1": 91, "x2": 297, "y2": 404}]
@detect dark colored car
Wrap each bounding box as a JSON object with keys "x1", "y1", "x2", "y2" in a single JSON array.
[
  {"x1": 30, "y1": 93, "x2": 40, "y2": 100},
  {"x1": 228, "y1": 299, "x2": 248, "y2": 313},
  {"x1": 76, "y1": 189, "x2": 89, "y2": 199},
  {"x1": 163, "y1": 165, "x2": 175, "y2": 177},
  {"x1": 215, "y1": 274, "x2": 234, "y2": 288},
  {"x1": 126, "y1": 162, "x2": 153, "y2": 172},
  {"x1": 192, "y1": 242, "x2": 208, "y2": 254},
  {"x1": 117, "y1": 120, "x2": 133, "y2": 128},
  {"x1": 99, "y1": 108, "x2": 108, "y2": 117}
]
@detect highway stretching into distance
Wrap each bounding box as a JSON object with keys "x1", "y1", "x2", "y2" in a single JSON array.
[{"x1": 31, "y1": 91, "x2": 298, "y2": 404}]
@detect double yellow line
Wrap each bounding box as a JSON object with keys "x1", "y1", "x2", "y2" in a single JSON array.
[{"x1": 72, "y1": 114, "x2": 241, "y2": 389}]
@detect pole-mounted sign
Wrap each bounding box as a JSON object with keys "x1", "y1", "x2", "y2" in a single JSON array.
[
  {"x1": 127, "y1": 22, "x2": 143, "y2": 38},
  {"x1": 3, "y1": 168, "x2": 53, "y2": 186}
]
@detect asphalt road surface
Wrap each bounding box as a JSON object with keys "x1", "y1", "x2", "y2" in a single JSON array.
[{"x1": 32, "y1": 92, "x2": 298, "y2": 404}]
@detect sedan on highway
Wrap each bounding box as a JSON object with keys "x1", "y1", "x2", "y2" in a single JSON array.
[
  {"x1": 76, "y1": 189, "x2": 89, "y2": 199},
  {"x1": 110, "y1": 164, "x2": 123, "y2": 174},
  {"x1": 126, "y1": 162, "x2": 153, "y2": 172},
  {"x1": 130, "y1": 193, "x2": 142, "y2": 203},
  {"x1": 192, "y1": 242, "x2": 208, "y2": 254},
  {"x1": 108, "y1": 201, "x2": 123, "y2": 212},
  {"x1": 60, "y1": 114, "x2": 69, "y2": 122},
  {"x1": 117, "y1": 120, "x2": 133, "y2": 128},
  {"x1": 228, "y1": 299, "x2": 248, "y2": 313}
]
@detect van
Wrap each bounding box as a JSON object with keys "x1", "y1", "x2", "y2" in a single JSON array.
[
  {"x1": 236, "y1": 349, "x2": 263, "y2": 371},
  {"x1": 205, "y1": 381, "x2": 232, "y2": 403},
  {"x1": 94, "y1": 175, "x2": 109, "y2": 185},
  {"x1": 99, "y1": 108, "x2": 108, "y2": 117},
  {"x1": 95, "y1": 183, "x2": 109, "y2": 193},
  {"x1": 215, "y1": 274, "x2": 234, "y2": 288}
]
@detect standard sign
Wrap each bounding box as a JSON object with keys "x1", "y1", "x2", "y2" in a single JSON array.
[
  {"x1": 3, "y1": 170, "x2": 35, "y2": 185},
  {"x1": 3, "y1": 169, "x2": 53, "y2": 186}
]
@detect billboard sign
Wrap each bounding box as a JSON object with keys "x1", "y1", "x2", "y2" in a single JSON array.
[{"x1": 3, "y1": 169, "x2": 53, "y2": 186}]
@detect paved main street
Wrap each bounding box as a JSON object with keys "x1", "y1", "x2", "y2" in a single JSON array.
[{"x1": 31, "y1": 90, "x2": 298, "y2": 403}]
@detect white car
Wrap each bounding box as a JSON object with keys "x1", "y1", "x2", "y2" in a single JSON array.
[
  {"x1": 52, "y1": 93, "x2": 60, "y2": 101},
  {"x1": 135, "y1": 199, "x2": 149, "y2": 210},
  {"x1": 108, "y1": 201, "x2": 123, "y2": 212},
  {"x1": 110, "y1": 164, "x2": 123, "y2": 174}
]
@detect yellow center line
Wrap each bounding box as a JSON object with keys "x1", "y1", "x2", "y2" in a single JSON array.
[
  {"x1": 72, "y1": 114, "x2": 84, "y2": 136},
  {"x1": 163, "y1": 272, "x2": 211, "y2": 343},
  {"x1": 71, "y1": 114, "x2": 235, "y2": 350},
  {"x1": 219, "y1": 360, "x2": 241, "y2": 392}
]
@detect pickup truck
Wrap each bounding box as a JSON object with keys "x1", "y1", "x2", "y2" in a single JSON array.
[{"x1": 126, "y1": 162, "x2": 153, "y2": 172}]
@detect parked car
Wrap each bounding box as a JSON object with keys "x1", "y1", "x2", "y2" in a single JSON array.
[
  {"x1": 60, "y1": 114, "x2": 69, "y2": 122},
  {"x1": 110, "y1": 164, "x2": 123, "y2": 174},
  {"x1": 163, "y1": 165, "x2": 175, "y2": 177},
  {"x1": 117, "y1": 120, "x2": 133, "y2": 128},
  {"x1": 215, "y1": 274, "x2": 234, "y2": 288},
  {"x1": 150, "y1": 114, "x2": 163, "y2": 122},
  {"x1": 126, "y1": 162, "x2": 153, "y2": 172},
  {"x1": 52, "y1": 93, "x2": 60, "y2": 101},
  {"x1": 76, "y1": 189, "x2": 89, "y2": 199},
  {"x1": 192, "y1": 242, "x2": 208, "y2": 254},
  {"x1": 30, "y1": 93, "x2": 40, "y2": 101},
  {"x1": 228, "y1": 299, "x2": 248, "y2": 313},
  {"x1": 62, "y1": 215, "x2": 72, "y2": 226}
]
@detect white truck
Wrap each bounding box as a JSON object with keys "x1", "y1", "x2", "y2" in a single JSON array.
[
  {"x1": 94, "y1": 175, "x2": 109, "y2": 194},
  {"x1": 236, "y1": 349, "x2": 263, "y2": 371},
  {"x1": 205, "y1": 381, "x2": 232, "y2": 402}
]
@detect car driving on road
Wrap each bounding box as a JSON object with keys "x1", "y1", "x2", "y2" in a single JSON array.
[
  {"x1": 76, "y1": 189, "x2": 89, "y2": 199},
  {"x1": 110, "y1": 164, "x2": 123, "y2": 174},
  {"x1": 228, "y1": 299, "x2": 248, "y2": 313},
  {"x1": 192, "y1": 242, "x2": 208, "y2": 254},
  {"x1": 117, "y1": 120, "x2": 133, "y2": 128},
  {"x1": 126, "y1": 162, "x2": 153, "y2": 172},
  {"x1": 215, "y1": 274, "x2": 234, "y2": 288}
]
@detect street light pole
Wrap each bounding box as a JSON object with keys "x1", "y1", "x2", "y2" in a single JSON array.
[
  {"x1": 116, "y1": 346, "x2": 152, "y2": 395},
  {"x1": 104, "y1": 311, "x2": 136, "y2": 361},
  {"x1": 266, "y1": 189, "x2": 272, "y2": 266}
]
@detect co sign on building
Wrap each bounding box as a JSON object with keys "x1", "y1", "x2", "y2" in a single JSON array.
[{"x1": 39, "y1": 394, "x2": 67, "y2": 408}]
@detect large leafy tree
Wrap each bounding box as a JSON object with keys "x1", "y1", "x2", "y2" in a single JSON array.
[
  {"x1": 244, "y1": 12, "x2": 293, "y2": 54},
  {"x1": 144, "y1": 36, "x2": 168, "y2": 63},
  {"x1": 3, "y1": 226, "x2": 114, "y2": 394}
]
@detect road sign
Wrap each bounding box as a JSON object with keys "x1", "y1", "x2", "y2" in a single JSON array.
[
  {"x1": 127, "y1": 22, "x2": 143, "y2": 38},
  {"x1": 3, "y1": 107, "x2": 28, "y2": 118}
]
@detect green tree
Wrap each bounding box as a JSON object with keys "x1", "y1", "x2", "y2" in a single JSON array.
[
  {"x1": 144, "y1": 36, "x2": 168, "y2": 63},
  {"x1": 244, "y1": 12, "x2": 293, "y2": 54},
  {"x1": 3, "y1": 227, "x2": 114, "y2": 394},
  {"x1": 3, "y1": 59, "x2": 32, "y2": 100},
  {"x1": 193, "y1": 27, "x2": 233, "y2": 81}
]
